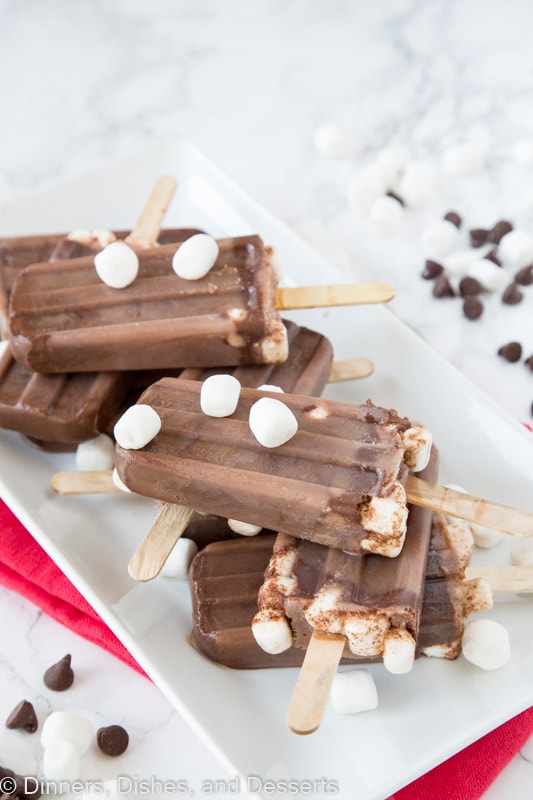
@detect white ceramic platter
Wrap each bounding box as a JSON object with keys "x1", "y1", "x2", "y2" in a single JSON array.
[{"x1": 1, "y1": 140, "x2": 532, "y2": 800}]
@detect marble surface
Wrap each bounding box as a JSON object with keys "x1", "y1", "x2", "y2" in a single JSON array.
[{"x1": 0, "y1": 1, "x2": 532, "y2": 798}]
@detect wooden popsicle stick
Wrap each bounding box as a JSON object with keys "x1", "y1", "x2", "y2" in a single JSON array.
[
  {"x1": 274, "y1": 282, "x2": 394, "y2": 310},
  {"x1": 328, "y1": 357, "x2": 374, "y2": 382},
  {"x1": 287, "y1": 630, "x2": 346, "y2": 735},
  {"x1": 465, "y1": 565, "x2": 533, "y2": 593},
  {"x1": 125, "y1": 175, "x2": 178, "y2": 245},
  {"x1": 128, "y1": 503, "x2": 195, "y2": 581},
  {"x1": 406, "y1": 476, "x2": 533, "y2": 539},
  {"x1": 50, "y1": 470, "x2": 119, "y2": 495}
]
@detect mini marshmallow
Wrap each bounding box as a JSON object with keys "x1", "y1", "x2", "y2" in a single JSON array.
[
  {"x1": 252, "y1": 611, "x2": 293, "y2": 654},
  {"x1": 374, "y1": 144, "x2": 410, "y2": 183},
  {"x1": 382, "y1": 629, "x2": 416, "y2": 674},
  {"x1": 114, "y1": 404, "x2": 161, "y2": 450},
  {"x1": 402, "y1": 426, "x2": 432, "y2": 471},
  {"x1": 227, "y1": 519, "x2": 263, "y2": 536},
  {"x1": 442, "y1": 143, "x2": 483, "y2": 176},
  {"x1": 348, "y1": 165, "x2": 387, "y2": 213},
  {"x1": 249, "y1": 397, "x2": 298, "y2": 448},
  {"x1": 313, "y1": 123, "x2": 356, "y2": 159},
  {"x1": 43, "y1": 739, "x2": 80, "y2": 781},
  {"x1": 200, "y1": 374, "x2": 241, "y2": 417},
  {"x1": 94, "y1": 241, "x2": 139, "y2": 289},
  {"x1": 498, "y1": 229, "x2": 533, "y2": 268},
  {"x1": 68, "y1": 228, "x2": 116, "y2": 248},
  {"x1": 368, "y1": 195, "x2": 404, "y2": 236},
  {"x1": 420, "y1": 220, "x2": 459, "y2": 257},
  {"x1": 330, "y1": 669, "x2": 378, "y2": 715},
  {"x1": 160, "y1": 537, "x2": 198, "y2": 579},
  {"x1": 462, "y1": 618, "x2": 511, "y2": 670},
  {"x1": 511, "y1": 538, "x2": 533, "y2": 567},
  {"x1": 112, "y1": 467, "x2": 131, "y2": 493},
  {"x1": 512, "y1": 137, "x2": 533, "y2": 168},
  {"x1": 75, "y1": 433, "x2": 115, "y2": 471},
  {"x1": 443, "y1": 250, "x2": 478, "y2": 278},
  {"x1": 258, "y1": 383, "x2": 284, "y2": 393},
  {"x1": 41, "y1": 711, "x2": 93, "y2": 756},
  {"x1": 466, "y1": 259, "x2": 507, "y2": 291},
  {"x1": 470, "y1": 523, "x2": 505, "y2": 549},
  {"x1": 172, "y1": 233, "x2": 219, "y2": 280},
  {"x1": 398, "y1": 160, "x2": 437, "y2": 208}
]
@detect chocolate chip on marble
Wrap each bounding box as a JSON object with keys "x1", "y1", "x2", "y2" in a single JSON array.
[
  {"x1": 502, "y1": 282, "x2": 524, "y2": 305},
  {"x1": 432, "y1": 275, "x2": 456, "y2": 298},
  {"x1": 386, "y1": 190, "x2": 405, "y2": 207},
  {"x1": 43, "y1": 654, "x2": 74, "y2": 691},
  {"x1": 463, "y1": 296, "x2": 484, "y2": 320},
  {"x1": 459, "y1": 276, "x2": 482, "y2": 296},
  {"x1": 5, "y1": 700, "x2": 38, "y2": 733},
  {"x1": 497, "y1": 342, "x2": 523, "y2": 362},
  {"x1": 422, "y1": 259, "x2": 444, "y2": 279},
  {"x1": 96, "y1": 724, "x2": 129, "y2": 756},
  {"x1": 525, "y1": 355, "x2": 533, "y2": 371},
  {"x1": 443, "y1": 210, "x2": 462, "y2": 228},
  {"x1": 515, "y1": 264, "x2": 533, "y2": 285},
  {"x1": 490, "y1": 219, "x2": 513, "y2": 245},
  {"x1": 469, "y1": 228, "x2": 490, "y2": 248},
  {"x1": 485, "y1": 248, "x2": 502, "y2": 266}
]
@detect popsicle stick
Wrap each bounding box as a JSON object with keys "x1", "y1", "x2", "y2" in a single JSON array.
[
  {"x1": 287, "y1": 630, "x2": 345, "y2": 735},
  {"x1": 125, "y1": 175, "x2": 178, "y2": 244},
  {"x1": 128, "y1": 503, "x2": 195, "y2": 581},
  {"x1": 465, "y1": 565, "x2": 533, "y2": 593},
  {"x1": 329, "y1": 357, "x2": 374, "y2": 382},
  {"x1": 50, "y1": 470, "x2": 119, "y2": 495},
  {"x1": 406, "y1": 476, "x2": 533, "y2": 539},
  {"x1": 274, "y1": 282, "x2": 394, "y2": 310}
]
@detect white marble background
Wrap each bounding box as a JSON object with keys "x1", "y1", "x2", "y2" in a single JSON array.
[{"x1": 0, "y1": 1, "x2": 532, "y2": 798}]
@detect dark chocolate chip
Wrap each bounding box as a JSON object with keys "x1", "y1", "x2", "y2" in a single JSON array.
[
  {"x1": 386, "y1": 190, "x2": 405, "y2": 207},
  {"x1": 485, "y1": 248, "x2": 502, "y2": 266},
  {"x1": 5, "y1": 700, "x2": 38, "y2": 733},
  {"x1": 515, "y1": 264, "x2": 533, "y2": 285},
  {"x1": 43, "y1": 654, "x2": 74, "y2": 691},
  {"x1": 443, "y1": 211, "x2": 462, "y2": 228},
  {"x1": 497, "y1": 342, "x2": 523, "y2": 362},
  {"x1": 459, "y1": 276, "x2": 482, "y2": 297},
  {"x1": 463, "y1": 296, "x2": 484, "y2": 320},
  {"x1": 502, "y1": 282, "x2": 524, "y2": 305},
  {"x1": 490, "y1": 219, "x2": 513, "y2": 245},
  {"x1": 432, "y1": 275, "x2": 456, "y2": 298},
  {"x1": 422, "y1": 259, "x2": 444, "y2": 279},
  {"x1": 525, "y1": 355, "x2": 533, "y2": 371},
  {"x1": 17, "y1": 775, "x2": 41, "y2": 800},
  {"x1": 469, "y1": 228, "x2": 490, "y2": 248},
  {"x1": 96, "y1": 724, "x2": 129, "y2": 756}
]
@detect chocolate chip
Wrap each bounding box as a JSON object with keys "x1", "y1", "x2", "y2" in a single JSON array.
[
  {"x1": 43, "y1": 654, "x2": 74, "y2": 691},
  {"x1": 525, "y1": 355, "x2": 533, "y2": 371},
  {"x1": 386, "y1": 190, "x2": 405, "y2": 207},
  {"x1": 5, "y1": 700, "x2": 38, "y2": 733},
  {"x1": 515, "y1": 264, "x2": 533, "y2": 285},
  {"x1": 485, "y1": 248, "x2": 502, "y2": 266},
  {"x1": 422, "y1": 259, "x2": 444, "y2": 279},
  {"x1": 432, "y1": 275, "x2": 456, "y2": 298},
  {"x1": 497, "y1": 342, "x2": 522, "y2": 362},
  {"x1": 490, "y1": 219, "x2": 513, "y2": 245},
  {"x1": 463, "y1": 296, "x2": 484, "y2": 320},
  {"x1": 502, "y1": 282, "x2": 524, "y2": 305},
  {"x1": 459, "y1": 276, "x2": 482, "y2": 296},
  {"x1": 469, "y1": 228, "x2": 490, "y2": 248},
  {"x1": 443, "y1": 211, "x2": 462, "y2": 228},
  {"x1": 96, "y1": 725, "x2": 129, "y2": 756}
]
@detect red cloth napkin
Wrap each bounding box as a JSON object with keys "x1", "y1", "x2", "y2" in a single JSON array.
[{"x1": 0, "y1": 498, "x2": 531, "y2": 798}]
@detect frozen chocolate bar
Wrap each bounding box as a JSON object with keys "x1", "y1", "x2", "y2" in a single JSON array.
[{"x1": 114, "y1": 379, "x2": 431, "y2": 557}]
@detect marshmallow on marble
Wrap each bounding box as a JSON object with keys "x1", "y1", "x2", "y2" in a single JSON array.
[
  {"x1": 172, "y1": 233, "x2": 219, "y2": 280},
  {"x1": 442, "y1": 143, "x2": 483, "y2": 176},
  {"x1": 382, "y1": 629, "x2": 416, "y2": 674},
  {"x1": 420, "y1": 220, "x2": 459, "y2": 258},
  {"x1": 249, "y1": 397, "x2": 298, "y2": 448},
  {"x1": 348, "y1": 165, "x2": 387, "y2": 212},
  {"x1": 160, "y1": 538, "x2": 198, "y2": 579},
  {"x1": 200, "y1": 374, "x2": 241, "y2": 417},
  {"x1": 443, "y1": 250, "x2": 478, "y2": 278},
  {"x1": 398, "y1": 160, "x2": 437, "y2": 208},
  {"x1": 41, "y1": 711, "x2": 93, "y2": 756},
  {"x1": 512, "y1": 137, "x2": 533, "y2": 168},
  {"x1": 112, "y1": 467, "x2": 131, "y2": 493},
  {"x1": 252, "y1": 610, "x2": 293, "y2": 654},
  {"x1": 114, "y1": 404, "x2": 161, "y2": 450},
  {"x1": 330, "y1": 669, "x2": 378, "y2": 715},
  {"x1": 313, "y1": 122, "x2": 356, "y2": 159},
  {"x1": 374, "y1": 144, "x2": 410, "y2": 183},
  {"x1": 462, "y1": 618, "x2": 511, "y2": 670},
  {"x1": 368, "y1": 195, "x2": 405, "y2": 236},
  {"x1": 511, "y1": 539, "x2": 533, "y2": 567},
  {"x1": 94, "y1": 241, "x2": 139, "y2": 289},
  {"x1": 466, "y1": 259, "x2": 507, "y2": 291},
  {"x1": 498, "y1": 229, "x2": 533, "y2": 268},
  {"x1": 75, "y1": 433, "x2": 115, "y2": 471},
  {"x1": 228, "y1": 519, "x2": 263, "y2": 536},
  {"x1": 43, "y1": 739, "x2": 80, "y2": 781}
]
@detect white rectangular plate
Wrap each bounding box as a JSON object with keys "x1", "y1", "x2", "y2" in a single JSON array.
[{"x1": 1, "y1": 139, "x2": 532, "y2": 800}]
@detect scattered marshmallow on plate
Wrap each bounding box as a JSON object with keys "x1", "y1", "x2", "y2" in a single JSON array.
[
  {"x1": 398, "y1": 160, "x2": 437, "y2": 207},
  {"x1": 420, "y1": 219, "x2": 460, "y2": 258},
  {"x1": 330, "y1": 669, "x2": 378, "y2": 715},
  {"x1": 200, "y1": 374, "x2": 241, "y2": 417},
  {"x1": 369, "y1": 195, "x2": 405, "y2": 236},
  {"x1": 114, "y1": 404, "x2": 161, "y2": 450},
  {"x1": 94, "y1": 241, "x2": 139, "y2": 289},
  {"x1": 172, "y1": 233, "x2": 219, "y2": 280},
  {"x1": 498, "y1": 229, "x2": 533, "y2": 267},
  {"x1": 41, "y1": 711, "x2": 93, "y2": 755},
  {"x1": 75, "y1": 433, "x2": 115, "y2": 471},
  {"x1": 249, "y1": 397, "x2": 298, "y2": 448},
  {"x1": 160, "y1": 538, "x2": 198, "y2": 578},
  {"x1": 462, "y1": 619, "x2": 511, "y2": 670}
]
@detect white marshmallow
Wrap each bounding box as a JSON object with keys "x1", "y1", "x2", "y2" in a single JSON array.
[
  {"x1": 249, "y1": 397, "x2": 298, "y2": 448},
  {"x1": 330, "y1": 669, "x2": 378, "y2": 715},
  {"x1": 420, "y1": 220, "x2": 459, "y2": 257},
  {"x1": 398, "y1": 160, "x2": 437, "y2": 207},
  {"x1": 498, "y1": 229, "x2": 533, "y2": 267},
  {"x1": 470, "y1": 523, "x2": 505, "y2": 549},
  {"x1": 41, "y1": 711, "x2": 93, "y2": 756},
  {"x1": 466, "y1": 259, "x2": 507, "y2": 291},
  {"x1": 112, "y1": 467, "x2": 131, "y2": 493},
  {"x1": 257, "y1": 383, "x2": 284, "y2": 393},
  {"x1": 160, "y1": 537, "x2": 198, "y2": 579},
  {"x1": 374, "y1": 144, "x2": 410, "y2": 183},
  {"x1": 227, "y1": 519, "x2": 263, "y2": 536},
  {"x1": 200, "y1": 374, "x2": 241, "y2": 417},
  {"x1": 402, "y1": 426, "x2": 432, "y2": 472},
  {"x1": 75, "y1": 433, "x2": 115, "y2": 471},
  {"x1": 313, "y1": 122, "x2": 356, "y2": 159},
  {"x1": 114, "y1": 404, "x2": 161, "y2": 450},
  {"x1": 43, "y1": 739, "x2": 80, "y2": 781},
  {"x1": 511, "y1": 539, "x2": 533, "y2": 567},
  {"x1": 348, "y1": 165, "x2": 387, "y2": 212},
  {"x1": 252, "y1": 611, "x2": 293, "y2": 654},
  {"x1": 512, "y1": 137, "x2": 533, "y2": 168},
  {"x1": 171, "y1": 233, "x2": 219, "y2": 280},
  {"x1": 462, "y1": 618, "x2": 511, "y2": 670},
  {"x1": 443, "y1": 250, "x2": 478, "y2": 278},
  {"x1": 382, "y1": 629, "x2": 416, "y2": 674},
  {"x1": 94, "y1": 241, "x2": 139, "y2": 289},
  {"x1": 67, "y1": 228, "x2": 116, "y2": 248},
  {"x1": 368, "y1": 195, "x2": 404, "y2": 236},
  {"x1": 442, "y1": 143, "x2": 483, "y2": 176}
]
